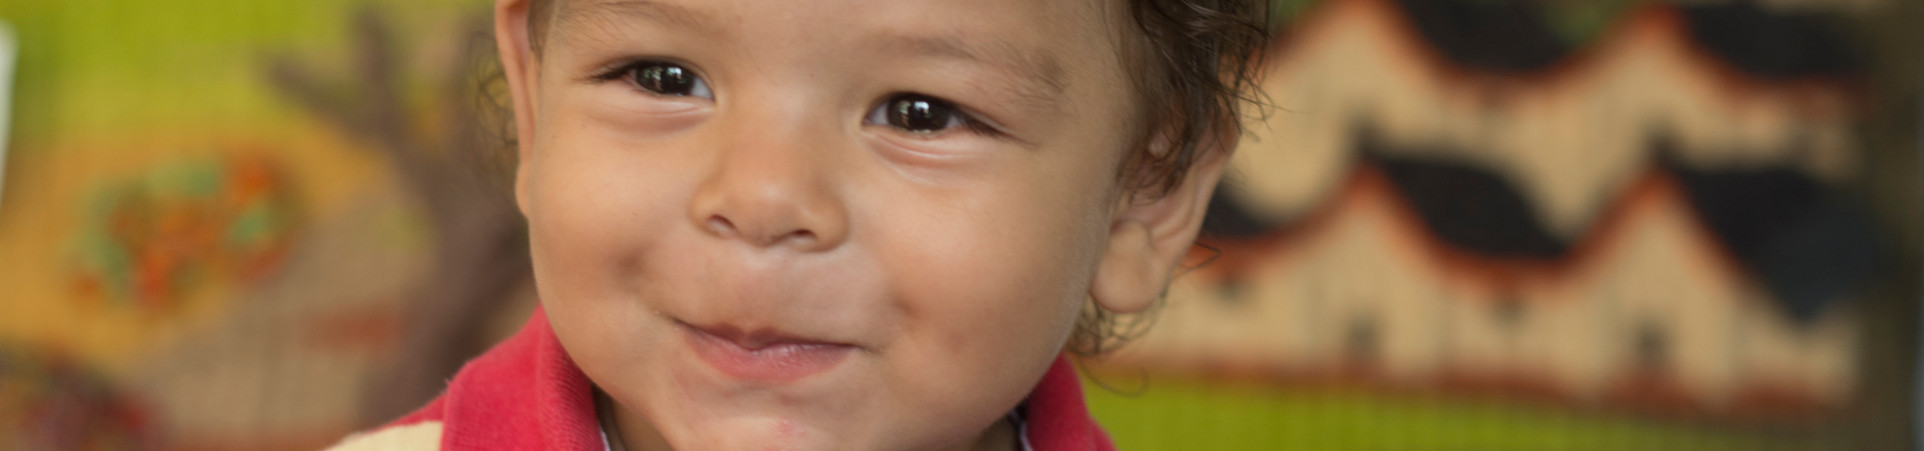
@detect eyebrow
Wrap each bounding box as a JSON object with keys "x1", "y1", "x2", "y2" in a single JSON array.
[
  {"x1": 557, "y1": 0, "x2": 1070, "y2": 113},
  {"x1": 880, "y1": 34, "x2": 1070, "y2": 113},
  {"x1": 557, "y1": 0, "x2": 721, "y2": 37}
]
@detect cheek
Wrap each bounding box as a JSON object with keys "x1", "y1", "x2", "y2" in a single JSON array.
[
  {"x1": 523, "y1": 89, "x2": 711, "y2": 292},
  {"x1": 524, "y1": 139, "x2": 678, "y2": 299},
  {"x1": 861, "y1": 160, "x2": 1113, "y2": 416},
  {"x1": 520, "y1": 116, "x2": 701, "y2": 374},
  {"x1": 887, "y1": 211, "x2": 1092, "y2": 352}
]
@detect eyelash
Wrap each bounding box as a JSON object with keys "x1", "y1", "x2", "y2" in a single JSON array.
[
  {"x1": 588, "y1": 59, "x2": 1004, "y2": 138},
  {"x1": 589, "y1": 59, "x2": 711, "y2": 98},
  {"x1": 589, "y1": 59, "x2": 662, "y2": 82},
  {"x1": 869, "y1": 94, "x2": 1002, "y2": 138},
  {"x1": 952, "y1": 115, "x2": 1000, "y2": 137}
]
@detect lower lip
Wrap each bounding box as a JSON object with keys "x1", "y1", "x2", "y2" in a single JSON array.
[{"x1": 684, "y1": 326, "x2": 854, "y2": 383}]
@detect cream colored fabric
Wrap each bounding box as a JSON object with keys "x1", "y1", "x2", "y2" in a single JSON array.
[{"x1": 324, "y1": 421, "x2": 443, "y2": 451}]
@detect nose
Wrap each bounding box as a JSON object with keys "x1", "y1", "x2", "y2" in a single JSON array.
[{"x1": 687, "y1": 115, "x2": 850, "y2": 252}]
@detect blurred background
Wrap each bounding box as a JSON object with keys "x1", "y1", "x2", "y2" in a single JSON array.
[{"x1": 0, "y1": 0, "x2": 1917, "y2": 449}]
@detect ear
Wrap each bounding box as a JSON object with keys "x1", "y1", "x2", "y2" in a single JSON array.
[
  {"x1": 495, "y1": 0, "x2": 541, "y2": 217},
  {"x1": 1090, "y1": 139, "x2": 1232, "y2": 314}
]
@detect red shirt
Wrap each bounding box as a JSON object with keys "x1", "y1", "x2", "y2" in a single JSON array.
[{"x1": 330, "y1": 308, "x2": 1116, "y2": 451}]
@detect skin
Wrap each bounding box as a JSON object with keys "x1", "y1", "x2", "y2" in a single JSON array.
[{"x1": 492, "y1": 0, "x2": 1230, "y2": 449}]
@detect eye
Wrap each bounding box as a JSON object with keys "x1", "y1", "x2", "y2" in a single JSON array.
[
  {"x1": 866, "y1": 94, "x2": 969, "y2": 134},
  {"x1": 620, "y1": 61, "x2": 713, "y2": 99}
]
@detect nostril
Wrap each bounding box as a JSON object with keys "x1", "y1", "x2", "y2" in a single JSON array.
[
  {"x1": 785, "y1": 230, "x2": 817, "y2": 246},
  {"x1": 706, "y1": 216, "x2": 736, "y2": 236}
]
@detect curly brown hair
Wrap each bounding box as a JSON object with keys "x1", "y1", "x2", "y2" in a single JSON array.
[
  {"x1": 1064, "y1": 0, "x2": 1272, "y2": 356},
  {"x1": 514, "y1": 0, "x2": 1272, "y2": 356}
]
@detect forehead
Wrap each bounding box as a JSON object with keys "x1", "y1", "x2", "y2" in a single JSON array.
[
  {"x1": 552, "y1": 0, "x2": 1120, "y2": 44},
  {"x1": 549, "y1": 0, "x2": 1131, "y2": 108}
]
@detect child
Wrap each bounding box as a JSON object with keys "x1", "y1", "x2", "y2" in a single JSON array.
[{"x1": 331, "y1": 0, "x2": 1266, "y2": 449}]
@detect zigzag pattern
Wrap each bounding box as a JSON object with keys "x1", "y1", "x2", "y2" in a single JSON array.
[
  {"x1": 1231, "y1": 0, "x2": 1859, "y2": 236},
  {"x1": 1119, "y1": 0, "x2": 1880, "y2": 419}
]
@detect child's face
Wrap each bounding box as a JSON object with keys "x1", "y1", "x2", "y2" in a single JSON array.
[{"x1": 495, "y1": 0, "x2": 1219, "y2": 448}]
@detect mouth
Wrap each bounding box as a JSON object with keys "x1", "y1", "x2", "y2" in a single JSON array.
[{"x1": 678, "y1": 320, "x2": 856, "y2": 384}]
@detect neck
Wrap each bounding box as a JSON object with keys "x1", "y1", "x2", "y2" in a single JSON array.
[
  {"x1": 595, "y1": 388, "x2": 673, "y2": 451},
  {"x1": 593, "y1": 389, "x2": 1021, "y2": 451},
  {"x1": 970, "y1": 414, "x2": 1022, "y2": 451}
]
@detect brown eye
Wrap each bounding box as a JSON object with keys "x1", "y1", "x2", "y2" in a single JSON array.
[
  {"x1": 626, "y1": 62, "x2": 712, "y2": 98},
  {"x1": 878, "y1": 94, "x2": 962, "y2": 133}
]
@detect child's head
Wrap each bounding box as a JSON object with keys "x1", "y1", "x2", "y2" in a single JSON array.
[{"x1": 491, "y1": 0, "x2": 1265, "y2": 448}]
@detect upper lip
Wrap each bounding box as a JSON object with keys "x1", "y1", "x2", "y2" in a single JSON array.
[{"x1": 677, "y1": 319, "x2": 854, "y2": 351}]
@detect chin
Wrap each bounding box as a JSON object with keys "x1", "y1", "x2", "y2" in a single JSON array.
[
  {"x1": 640, "y1": 367, "x2": 872, "y2": 451},
  {"x1": 663, "y1": 415, "x2": 862, "y2": 451}
]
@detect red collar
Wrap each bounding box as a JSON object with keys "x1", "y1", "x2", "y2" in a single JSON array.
[{"x1": 393, "y1": 308, "x2": 1114, "y2": 450}]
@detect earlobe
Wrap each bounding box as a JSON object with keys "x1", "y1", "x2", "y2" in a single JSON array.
[
  {"x1": 1089, "y1": 138, "x2": 1234, "y2": 315},
  {"x1": 1091, "y1": 220, "x2": 1163, "y2": 314},
  {"x1": 494, "y1": 0, "x2": 540, "y2": 216}
]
